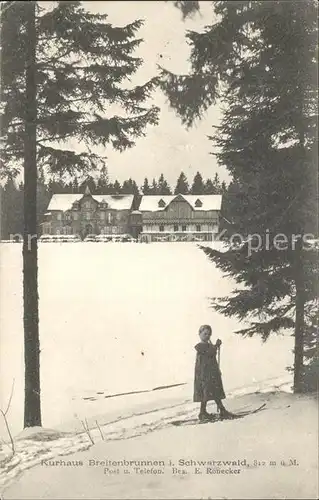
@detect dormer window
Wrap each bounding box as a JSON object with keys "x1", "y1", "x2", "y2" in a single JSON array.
[
  {"x1": 195, "y1": 199, "x2": 203, "y2": 207},
  {"x1": 158, "y1": 199, "x2": 166, "y2": 208},
  {"x1": 101, "y1": 201, "x2": 108, "y2": 209}
]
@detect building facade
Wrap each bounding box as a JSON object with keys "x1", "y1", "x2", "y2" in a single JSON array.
[
  {"x1": 42, "y1": 190, "x2": 222, "y2": 241},
  {"x1": 41, "y1": 187, "x2": 134, "y2": 239},
  {"x1": 137, "y1": 194, "x2": 222, "y2": 242}
]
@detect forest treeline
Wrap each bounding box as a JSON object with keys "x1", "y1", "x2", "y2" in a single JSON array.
[{"x1": 0, "y1": 169, "x2": 227, "y2": 238}]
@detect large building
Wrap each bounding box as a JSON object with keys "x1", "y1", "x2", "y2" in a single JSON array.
[
  {"x1": 136, "y1": 194, "x2": 222, "y2": 242},
  {"x1": 42, "y1": 189, "x2": 222, "y2": 241},
  {"x1": 41, "y1": 187, "x2": 134, "y2": 239}
]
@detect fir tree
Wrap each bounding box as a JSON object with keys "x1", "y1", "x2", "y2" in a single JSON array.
[
  {"x1": 149, "y1": 178, "x2": 158, "y2": 195},
  {"x1": 174, "y1": 171, "x2": 189, "y2": 194},
  {"x1": 122, "y1": 178, "x2": 139, "y2": 194},
  {"x1": 72, "y1": 177, "x2": 79, "y2": 193},
  {"x1": 204, "y1": 178, "x2": 215, "y2": 195},
  {"x1": 142, "y1": 177, "x2": 151, "y2": 194},
  {"x1": 2, "y1": 179, "x2": 24, "y2": 239},
  {"x1": 112, "y1": 180, "x2": 122, "y2": 194},
  {"x1": 131, "y1": 179, "x2": 139, "y2": 195},
  {"x1": 0, "y1": 0, "x2": 159, "y2": 427},
  {"x1": 96, "y1": 166, "x2": 109, "y2": 194},
  {"x1": 1, "y1": 1, "x2": 160, "y2": 177},
  {"x1": 80, "y1": 175, "x2": 96, "y2": 193},
  {"x1": 212, "y1": 173, "x2": 221, "y2": 194},
  {"x1": 161, "y1": 0, "x2": 318, "y2": 393},
  {"x1": 121, "y1": 180, "x2": 130, "y2": 194},
  {"x1": 157, "y1": 173, "x2": 171, "y2": 195},
  {"x1": 190, "y1": 171, "x2": 204, "y2": 195}
]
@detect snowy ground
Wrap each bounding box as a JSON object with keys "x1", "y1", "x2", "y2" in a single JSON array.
[
  {"x1": 0, "y1": 242, "x2": 294, "y2": 441},
  {"x1": 1, "y1": 391, "x2": 317, "y2": 499}
]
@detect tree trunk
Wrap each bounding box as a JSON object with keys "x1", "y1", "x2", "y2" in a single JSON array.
[
  {"x1": 293, "y1": 83, "x2": 306, "y2": 394},
  {"x1": 293, "y1": 236, "x2": 305, "y2": 393},
  {"x1": 23, "y1": 1, "x2": 41, "y2": 428}
]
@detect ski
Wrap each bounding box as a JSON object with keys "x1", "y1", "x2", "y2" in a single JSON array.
[{"x1": 171, "y1": 403, "x2": 266, "y2": 427}]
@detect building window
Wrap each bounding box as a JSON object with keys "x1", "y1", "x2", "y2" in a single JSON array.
[
  {"x1": 73, "y1": 212, "x2": 78, "y2": 220},
  {"x1": 65, "y1": 212, "x2": 72, "y2": 221},
  {"x1": 196, "y1": 224, "x2": 201, "y2": 232},
  {"x1": 182, "y1": 225, "x2": 187, "y2": 232},
  {"x1": 174, "y1": 224, "x2": 178, "y2": 232},
  {"x1": 100, "y1": 212, "x2": 105, "y2": 220},
  {"x1": 57, "y1": 212, "x2": 62, "y2": 221},
  {"x1": 159, "y1": 224, "x2": 164, "y2": 232},
  {"x1": 195, "y1": 199, "x2": 203, "y2": 207},
  {"x1": 158, "y1": 199, "x2": 166, "y2": 208},
  {"x1": 85, "y1": 212, "x2": 91, "y2": 220}
]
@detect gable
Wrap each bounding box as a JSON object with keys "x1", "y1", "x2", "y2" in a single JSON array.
[
  {"x1": 158, "y1": 199, "x2": 166, "y2": 208},
  {"x1": 165, "y1": 198, "x2": 193, "y2": 218},
  {"x1": 80, "y1": 195, "x2": 98, "y2": 210}
]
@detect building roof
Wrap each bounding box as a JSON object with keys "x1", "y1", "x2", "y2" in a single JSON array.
[
  {"x1": 138, "y1": 194, "x2": 222, "y2": 212},
  {"x1": 47, "y1": 194, "x2": 134, "y2": 211}
]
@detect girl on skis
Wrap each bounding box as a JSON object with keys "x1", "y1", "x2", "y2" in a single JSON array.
[{"x1": 193, "y1": 324, "x2": 232, "y2": 421}]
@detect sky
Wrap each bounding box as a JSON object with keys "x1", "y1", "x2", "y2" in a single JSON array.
[{"x1": 81, "y1": 1, "x2": 229, "y2": 189}]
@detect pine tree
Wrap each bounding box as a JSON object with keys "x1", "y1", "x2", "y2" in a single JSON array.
[
  {"x1": 0, "y1": 0, "x2": 160, "y2": 427},
  {"x1": 2, "y1": 179, "x2": 24, "y2": 239},
  {"x1": 174, "y1": 171, "x2": 189, "y2": 194},
  {"x1": 142, "y1": 177, "x2": 151, "y2": 194},
  {"x1": 212, "y1": 173, "x2": 221, "y2": 194},
  {"x1": 122, "y1": 178, "x2": 137, "y2": 194},
  {"x1": 121, "y1": 180, "x2": 130, "y2": 194},
  {"x1": 72, "y1": 177, "x2": 79, "y2": 193},
  {"x1": 161, "y1": 1, "x2": 318, "y2": 393},
  {"x1": 204, "y1": 178, "x2": 215, "y2": 195},
  {"x1": 1, "y1": 2, "x2": 159, "y2": 177},
  {"x1": 157, "y1": 173, "x2": 171, "y2": 195},
  {"x1": 96, "y1": 166, "x2": 109, "y2": 194},
  {"x1": 131, "y1": 180, "x2": 139, "y2": 195},
  {"x1": 80, "y1": 175, "x2": 96, "y2": 193},
  {"x1": 149, "y1": 178, "x2": 158, "y2": 195},
  {"x1": 190, "y1": 171, "x2": 204, "y2": 195},
  {"x1": 112, "y1": 180, "x2": 122, "y2": 194}
]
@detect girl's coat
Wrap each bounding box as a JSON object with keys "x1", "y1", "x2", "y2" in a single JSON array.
[{"x1": 193, "y1": 342, "x2": 226, "y2": 402}]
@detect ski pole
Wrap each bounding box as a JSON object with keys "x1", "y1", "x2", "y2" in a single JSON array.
[{"x1": 217, "y1": 345, "x2": 221, "y2": 414}]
